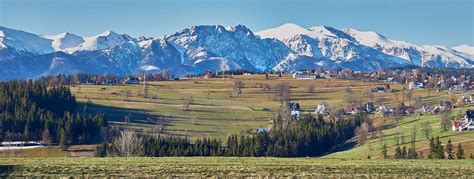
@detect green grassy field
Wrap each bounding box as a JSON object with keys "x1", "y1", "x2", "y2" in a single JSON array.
[
  {"x1": 1, "y1": 157, "x2": 473, "y2": 177},
  {"x1": 326, "y1": 105, "x2": 474, "y2": 159},
  {"x1": 71, "y1": 74, "x2": 464, "y2": 141}
]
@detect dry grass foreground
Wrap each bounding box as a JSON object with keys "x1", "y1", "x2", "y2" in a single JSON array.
[{"x1": 1, "y1": 157, "x2": 474, "y2": 177}]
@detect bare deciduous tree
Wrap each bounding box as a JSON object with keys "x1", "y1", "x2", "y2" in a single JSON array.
[
  {"x1": 411, "y1": 124, "x2": 418, "y2": 142},
  {"x1": 394, "y1": 131, "x2": 402, "y2": 145},
  {"x1": 326, "y1": 78, "x2": 331, "y2": 87},
  {"x1": 355, "y1": 122, "x2": 370, "y2": 144},
  {"x1": 124, "y1": 112, "x2": 131, "y2": 124},
  {"x1": 345, "y1": 87, "x2": 356, "y2": 106},
  {"x1": 422, "y1": 121, "x2": 431, "y2": 139},
  {"x1": 413, "y1": 96, "x2": 422, "y2": 110},
  {"x1": 123, "y1": 90, "x2": 131, "y2": 101},
  {"x1": 306, "y1": 84, "x2": 316, "y2": 93},
  {"x1": 234, "y1": 80, "x2": 244, "y2": 94},
  {"x1": 262, "y1": 83, "x2": 271, "y2": 91},
  {"x1": 274, "y1": 82, "x2": 291, "y2": 106},
  {"x1": 182, "y1": 96, "x2": 194, "y2": 111},
  {"x1": 162, "y1": 69, "x2": 170, "y2": 80},
  {"x1": 376, "y1": 96, "x2": 385, "y2": 106},
  {"x1": 406, "y1": 90, "x2": 413, "y2": 106},
  {"x1": 143, "y1": 83, "x2": 149, "y2": 98},
  {"x1": 113, "y1": 130, "x2": 144, "y2": 157},
  {"x1": 440, "y1": 113, "x2": 450, "y2": 131}
]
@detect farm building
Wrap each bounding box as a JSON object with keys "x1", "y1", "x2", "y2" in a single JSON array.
[{"x1": 0, "y1": 141, "x2": 44, "y2": 150}]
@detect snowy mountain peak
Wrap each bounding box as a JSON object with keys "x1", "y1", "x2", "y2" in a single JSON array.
[
  {"x1": 43, "y1": 32, "x2": 84, "y2": 51},
  {"x1": 66, "y1": 31, "x2": 134, "y2": 53},
  {"x1": 309, "y1": 26, "x2": 337, "y2": 36},
  {"x1": 97, "y1": 30, "x2": 118, "y2": 37},
  {"x1": 343, "y1": 28, "x2": 414, "y2": 49},
  {"x1": 453, "y1": 45, "x2": 474, "y2": 56},
  {"x1": 0, "y1": 26, "x2": 54, "y2": 54},
  {"x1": 0, "y1": 24, "x2": 473, "y2": 81},
  {"x1": 256, "y1": 23, "x2": 310, "y2": 41},
  {"x1": 227, "y1": 24, "x2": 253, "y2": 34}
]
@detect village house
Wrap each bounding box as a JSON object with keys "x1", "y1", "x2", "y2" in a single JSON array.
[
  {"x1": 452, "y1": 110, "x2": 474, "y2": 131},
  {"x1": 371, "y1": 84, "x2": 391, "y2": 93},
  {"x1": 315, "y1": 104, "x2": 330, "y2": 116},
  {"x1": 365, "y1": 102, "x2": 375, "y2": 113},
  {"x1": 288, "y1": 102, "x2": 301, "y2": 119},
  {"x1": 292, "y1": 71, "x2": 320, "y2": 79},
  {"x1": 81, "y1": 80, "x2": 98, "y2": 85},
  {"x1": 256, "y1": 127, "x2": 270, "y2": 133},
  {"x1": 345, "y1": 106, "x2": 363, "y2": 115},
  {"x1": 408, "y1": 82, "x2": 424, "y2": 90},
  {"x1": 103, "y1": 79, "x2": 118, "y2": 86},
  {"x1": 122, "y1": 77, "x2": 140, "y2": 85},
  {"x1": 204, "y1": 70, "x2": 214, "y2": 78},
  {"x1": 439, "y1": 100, "x2": 453, "y2": 110},
  {"x1": 377, "y1": 105, "x2": 394, "y2": 116},
  {"x1": 449, "y1": 84, "x2": 468, "y2": 91}
]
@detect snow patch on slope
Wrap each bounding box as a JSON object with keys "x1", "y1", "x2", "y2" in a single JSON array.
[
  {"x1": 43, "y1": 32, "x2": 85, "y2": 52},
  {"x1": 66, "y1": 31, "x2": 134, "y2": 53},
  {"x1": 256, "y1": 23, "x2": 311, "y2": 41},
  {"x1": 0, "y1": 26, "x2": 54, "y2": 54},
  {"x1": 453, "y1": 45, "x2": 474, "y2": 56}
]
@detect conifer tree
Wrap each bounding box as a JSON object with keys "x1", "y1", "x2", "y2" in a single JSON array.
[
  {"x1": 456, "y1": 143, "x2": 465, "y2": 159},
  {"x1": 382, "y1": 144, "x2": 388, "y2": 159},
  {"x1": 402, "y1": 146, "x2": 408, "y2": 159},
  {"x1": 436, "y1": 137, "x2": 445, "y2": 159},
  {"x1": 446, "y1": 139, "x2": 455, "y2": 159},
  {"x1": 395, "y1": 146, "x2": 402, "y2": 159}
]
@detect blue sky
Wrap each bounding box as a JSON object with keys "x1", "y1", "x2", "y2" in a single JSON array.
[{"x1": 1, "y1": 0, "x2": 472, "y2": 47}]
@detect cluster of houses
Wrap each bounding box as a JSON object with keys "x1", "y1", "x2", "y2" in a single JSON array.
[
  {"x1": 292, "y1": 69, "x2": 474, "y2": 92},
  {"x1": 420, "y1": 100, "x2": 457, "y2": 114},
  {"x1": 80, "y1": 77, "x2": 143, "y2": 86},
  {"x1": 460, "y1": 94, "x2": 474, "y2": 103},
  {"x1": 299, "y1": 92, "x2": 473, "y2": 119}
]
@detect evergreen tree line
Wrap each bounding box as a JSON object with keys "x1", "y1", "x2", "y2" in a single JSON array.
[
  {"x1": 428, "y1": 137, "x2": 466, "y2": 160},
  {"x1": 387, "y1": 137, "x2": 469, "y2": 160},
  {"x1": 37, "y1": 71, "x2": 174, "y2": 87},
  {"x1": 392, "y1": 142, "x2": 419, "y2": 159},
  {"x1": 0, "y1": 80, "x2": 107, "y2": 146},
  {"x1": 96, "y1": 114, "x2": 365, "y2": 157}
]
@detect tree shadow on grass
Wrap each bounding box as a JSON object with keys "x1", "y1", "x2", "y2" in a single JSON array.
[
  {"x1": 325, "y1": 140, "x2": 358, "y2": 156},
  {"x1": 77, "y1": 102, "x2": 176, "y2": 125},
  {"x1": 0, "y1": 165, "x2": 15, "y2": 176}
]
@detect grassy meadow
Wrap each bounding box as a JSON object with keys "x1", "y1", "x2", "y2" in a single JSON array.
[
  {"x1": 1, "y1": 157, "x2": 473, "y2": 177},
  {"x1": 1, "y1": 74, "x2": 473, "y2": 177},
  {"x1": 326, "y1": 106, "x2": 474, "y2": 159},
  {"x1": 71, "y1": 74, "x2": 467, "y2": 141}
]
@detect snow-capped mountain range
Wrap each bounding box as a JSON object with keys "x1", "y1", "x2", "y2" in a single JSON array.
[{"x1": 0, "y1": 23, "x2": 473, "y2": 80}]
